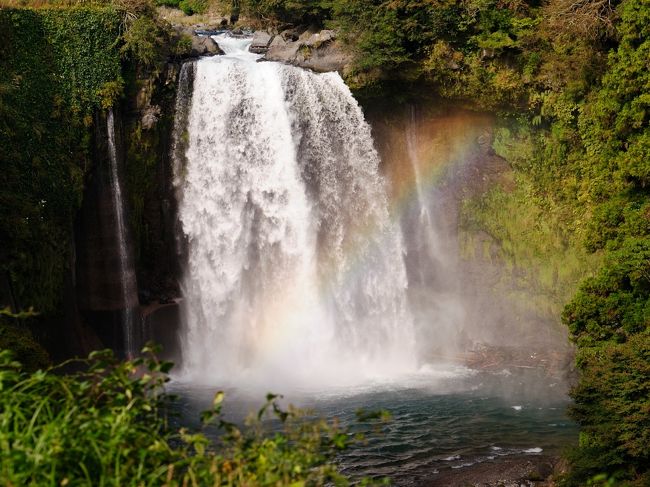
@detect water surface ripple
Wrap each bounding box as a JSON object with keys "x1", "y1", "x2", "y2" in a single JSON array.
[{"x1": 170, "y1": 365, "x2": 576, "y2": 485}]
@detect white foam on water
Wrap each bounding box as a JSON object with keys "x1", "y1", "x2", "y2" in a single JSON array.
[
  {"x1": 524, "y1": 447, "x2": 543, "y2": 453},
  {"x1": 443, "y1": 455, "x2": 461, "y2": 461}
]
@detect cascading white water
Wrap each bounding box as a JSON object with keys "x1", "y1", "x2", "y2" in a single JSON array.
[
  {"x1": 173, "y1": 35, "x2": 416, "y2": 388},
  {"x1": 107, "y1": 109, "x2": 136, "y2": 357}
]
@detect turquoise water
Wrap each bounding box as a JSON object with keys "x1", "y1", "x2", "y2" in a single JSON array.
[{"x1": 169, "y1": 364, "x2": 577, "y2": 485}]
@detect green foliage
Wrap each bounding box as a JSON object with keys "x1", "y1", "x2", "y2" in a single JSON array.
[
  {"x1": 0, "y1": 321, "x2": 50, "y2": 372},
  {"x1": 329, "y1": 0, "x2": 463, "y2": 76},
  {"x1": 178, "y1": 0, "x2": 208, "y2": 15},
  {"x1": 577, "y1": 0, "x2": 650, "y2": 193},
  {"x1": 0, "y1": 307, "x2": 49, "y2": 371},
  {"x1": 564, "y1": 239, "x2": 650, "y2": 348},
  {"x1": 0, "y1": 348, "x2": 383, "y2": 485},
  {"x1": 461, "y1": 179, "x2": 600, "y2": 329},
  {"x1": 241, "y1": 0, "x2": 330, "y2": 25},
  {"x1": 557, "y1": 3, "x2": 650, "y2": 481},
  {"x1": 0, "y1": 7, "x2": 122, "y2": 316},
  {"x1": 178, "y1": 0, "x2": 192, "y2": 13},
  {"x1": 40, "y1": 8, "x2": 123, "y2": 111},
  {"x1": 121, "y1": 14, "x2": 166, "y2": 66},
  {"x1": 0, "y1": 3, "x2": 184, "y2": 320},
  {"x1": 448, "y1": 1, "x2": 649, "y2": 482},
  {"x1": 563, "y1": 263, "x2": 649, "y2": 484},
  {"x1": 460, "y1": 121, "x2": 601, "y2": 326}
]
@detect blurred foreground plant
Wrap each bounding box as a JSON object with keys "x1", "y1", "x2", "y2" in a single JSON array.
[{"x1": 0, "y1": 346, "x2": 385, "y2": 486}]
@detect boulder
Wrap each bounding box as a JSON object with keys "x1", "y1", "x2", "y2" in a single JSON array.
[
  {"x1": 279, "y1": 28, "x2": 301, "y2": 42},
  {"x1": 264, "y1": 28, "x2": 353, "y2": 74},
  {"x1": 303, "y1": 29, "x2": 335, "y2": 48},
  {"x1": 249, "y1": 31, "x2": 273, "y2": 54},
  {"x1": 190, "y1": 35, "x2": 224, "y2": 57},
  {"x1": 172, "y1": 25, "x2": 225, "y2": 58},
  {"x1": 141, "y1": 105, "x2": 161, "y2": 130},
  {"x1": 265, "y1": 34, "x2": 300, "y2": 61}
]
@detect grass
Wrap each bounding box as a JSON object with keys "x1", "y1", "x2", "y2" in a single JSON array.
[
  {"x1": 0, "y1": 346, "x2": 384, "y2": 486},
  {"x1": 156, "y1": 5, "x2": 228, "y2": 26},
  {"x1": 460, "y1": 175, "x2": 602, "y2": 329}
]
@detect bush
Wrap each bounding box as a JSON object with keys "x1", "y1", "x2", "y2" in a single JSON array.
[
  {"x1": 0, "y1": 347, "x2": 378, "y2": 486},
  {"x1": 121, "y1": 15, "x2": 166, "y2": 66},
  {"x1": 178, "y1": 0, "x2": 208, "y2": 15},
  {"x1": 562, "y1": 238, "x2": 650, "y2": 484},
  {"x1": 155, "y1": 0, "x2": 181, "y2": 6},
  {"x1": 0, "y1": 309, "x2": 50, "y2": 372}
]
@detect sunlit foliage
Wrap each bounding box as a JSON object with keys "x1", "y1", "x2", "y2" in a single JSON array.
[{"x1": 0, "y1": 347, "x2": 384, "y2": 486}]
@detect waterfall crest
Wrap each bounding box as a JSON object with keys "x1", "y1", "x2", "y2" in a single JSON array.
[{"x1": 174, "y1": 37, "x2": 415, "y2": 387}]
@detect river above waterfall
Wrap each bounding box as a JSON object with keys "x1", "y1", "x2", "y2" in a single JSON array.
[{"x1": 169, "y1": 364, "x2": 576, "y2": 485}]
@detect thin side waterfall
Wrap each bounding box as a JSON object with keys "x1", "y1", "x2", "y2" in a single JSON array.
[
  {"x1": 403, "y1": 105, "x2": 466, "y2": 358},
  {"x1": 406, "y1": 105, "x2": 430, "y2": 225},
  {"x1": 173, "y1": 35, "x2": 415, "y2": 388},
  {"x1": 107, "y1": 109, "x2": 136, "y2": 357},
  {"x1": 405, "y1": 105, "x2": 443, "y2": 286}
]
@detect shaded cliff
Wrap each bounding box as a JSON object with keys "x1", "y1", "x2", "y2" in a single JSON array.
[{"x1": 0, "y1": 7, "x2": 186, "y2": 361}]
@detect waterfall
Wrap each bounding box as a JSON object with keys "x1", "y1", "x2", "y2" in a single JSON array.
[
  {"x1": 402, "y1": 105, "x2": 466, "y2": 358},
  {"x1": 106, "y1": 109, "x2": 137, "y2": 357},
  {"x1": 404, "y1": 105, "x2": 443, "y2": 287},
  {"x1": 173, "y1": 35, "x2": 415, "y2": 387},
  {"x1": 171, "y1": 61, "x2": 195, "y2": 179}
]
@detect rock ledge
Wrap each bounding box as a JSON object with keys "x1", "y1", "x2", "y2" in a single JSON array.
[{"x1": 257, "y1": 28, "x2": 353, "y2": 74}]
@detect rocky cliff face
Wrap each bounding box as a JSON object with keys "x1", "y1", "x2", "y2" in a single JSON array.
[
  {"x1": 70, "y1": 61, "x2": 185, "y2": 356},
  {"x1": 76, "y1": 110, "x2": 138, "y2": 313},
  {"x1": 73, "y1": 109, "x2": 140, "y2": 356},
  {"x1": 124, "y1": 62, "x2": 184, "y2": 305}
]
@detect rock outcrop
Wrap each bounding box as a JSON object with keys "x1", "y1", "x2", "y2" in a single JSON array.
[
  {"x1": 174, "y1": 26, "x2": 225, "y2": 58},
  {"x1": 189, "y1": 34, "x2": 224, "y2": 57},
  {"x1": 261, "y1": 28, "x2": 353, "y2": 74},
  {"x1": 249, "y1": 31, "x2": 273, "y2": 54}
]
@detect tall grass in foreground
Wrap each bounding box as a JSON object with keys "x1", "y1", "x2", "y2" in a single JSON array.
[{"x1": 0, "y1": 347, "x2": 377, "y2": 486}]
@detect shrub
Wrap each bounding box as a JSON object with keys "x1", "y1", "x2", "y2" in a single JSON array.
[
  {"x1": 178, "y1": 0, "x2": 208, "y2": 15},
  {"x1": 155, "y1": 0, "x2": 181, "y2": 6},
  {"x1": 0, "y1": 347, "x2": 379, "y2": 486},
  {"x1": 121, "y1": 15, "x2": 166, "y2": 66},
  {"x1": 0, "y1": 309, "x2": 49, "y2": 372},
  {"x1": 562, "y1": 238, "x2": 650, "y2": 484}
]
